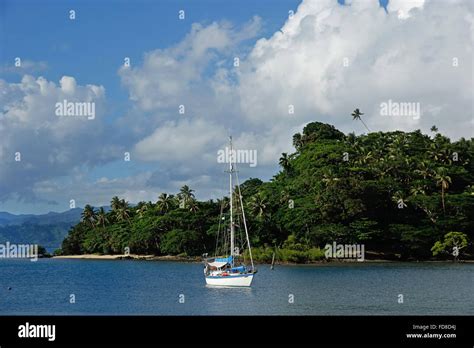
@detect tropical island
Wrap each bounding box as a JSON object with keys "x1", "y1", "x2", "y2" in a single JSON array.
[{"x1": 57, "y1": 120, "x2": 474, "y2": 263}]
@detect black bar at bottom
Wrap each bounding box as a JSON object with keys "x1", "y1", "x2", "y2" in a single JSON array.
[{"x1": 0, "y1": 316, "x2": 472, "y2": 346}]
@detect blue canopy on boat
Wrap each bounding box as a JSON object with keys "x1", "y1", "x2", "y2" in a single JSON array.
[
  {"x1": 231, "y1": 266, "x2": 246, "y2": 272},
  {"x1": 207, "y1": 256, "x2": 233, "y2": 268},
  {"x1": 214, "y1": 256, "x2": 233, "y2": 263}
]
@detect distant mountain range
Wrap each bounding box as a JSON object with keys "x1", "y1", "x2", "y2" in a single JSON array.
[
  {"x1": 0, "y1": 209, "x2": 83, "y2": 227},
  {"x1": 0, "y1": 208, "x2": 107, "y2": 252}
]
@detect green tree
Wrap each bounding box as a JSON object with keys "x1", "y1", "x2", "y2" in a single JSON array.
[
  {"x1": 188, "y1": 199, "x2": 200, "y2": 213},
  {"x1": 96, "y1": 207, "x2": 109, "y2": 227},
  {"x1": 136, "y1": 202, "x2": 149, "y2": 218},
  {"x1": 431, "y1": 232, "x2": 469, "y2": 261},
  {"x1": 157, "y1": 193, "x2": 174, "y2": 213},
  {"x1": 111, "y1": 196, "x2": 121, "y2": 211},
  {"x1": 351, "y1": 108, "x2": 370, "y2": 132},
  {"x1": 115, "y1": 199, "x2": 131, "y2": 224},
  {"x1": 178, "y1": 185, "x2": 195, "y2": 208},
  {"x1": 434, "y1": 167, "x2": 452, "y2": 213},
  {"x1": 81, "y1": 205, "x2": 96, "y2": 228},
  {"x1": 279, "y1": 153, "x2": 291, "y2": 172},
  {"x1": 249, "y1": 193, "x2": 268, "y2": 219}
]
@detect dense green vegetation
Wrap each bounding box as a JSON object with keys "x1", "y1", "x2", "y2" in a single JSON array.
[
  {"x1": 431, "y1": 232, "x2": 469, "y2": 262},
  {"x1": 59, "y1": 121, "x2": 474, "y2": 262}
]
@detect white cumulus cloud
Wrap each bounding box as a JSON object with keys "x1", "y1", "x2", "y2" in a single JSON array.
[
  {"x1": 238, "y1": 0, "x2": 473, "y2": 140},
  {"x1": 0, "y1": 75, "x2": 113, "y2": 202}
]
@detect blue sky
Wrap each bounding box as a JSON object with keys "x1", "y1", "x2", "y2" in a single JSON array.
[
  {"x1": 2, "y1": 0, "x2": 301, "y2": 97},
  {"x1": 1, "y1": 0, "x2": 388, "y2": 106},
  {"x1": 0, "y1": 0, "x2": 471, "y2": 214}
]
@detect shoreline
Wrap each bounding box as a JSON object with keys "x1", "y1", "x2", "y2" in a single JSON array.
[
  {"x1": 52, "y1": 254, "x2": 474, "y2": 264},
  {"x1": 52, "y1": 254, "x2": 196, "y2": 261}
]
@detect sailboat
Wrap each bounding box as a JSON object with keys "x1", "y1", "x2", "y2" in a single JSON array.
[{"x1": 203, "y1": 137, "x2": 257, "y2": 287}]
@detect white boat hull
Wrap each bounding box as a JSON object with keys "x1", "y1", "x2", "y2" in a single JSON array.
[{"x1": 205, "y1": 273, "x2": 254, "y2": 287}]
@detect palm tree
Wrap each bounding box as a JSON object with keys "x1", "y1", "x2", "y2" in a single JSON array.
[
  {"x1": 434, "y1": 167, "x2": 452, "y2": 213},
  {"x1": 136, "y1": 201, "x2": 148, "y2": 218},
  {"x1": 249, "y1": 193, "x2": 267, "y2": 219},
  {"x1": 111, "y1": 196, "x2": 121, "y2": 212},
  {"x1": 293, "y1": 133, "x2": 303, "y2": 150},
  {"x1": 81, "y1": 204, "x2": 96, "y2": 227},
  {"x1": 430, "y1": 125, "x2": 438, "y2": 133},
  {"x1": 115, "y1": 199, "x2": 131, "y2": 223},
  {"x1": 415, "y1": 161, "x2": 433, "y2": 179},
  {"x1": 178, "y1": 185, "x2": 195, "y2": 208},
  {"x1": 351, "y1": 108, "x2": 370, "y2": 132},
  {"x1": 157, "y1": 193, "x2": 173, "y2": 213},
  {"x1": 279, "y1": 153, "x2": 291, "y2": 172},
  {"x1": 188, "y1": 199, "x2": 200, "y2": 213},
  {"x1": 96, "y1": 207, "x2": 109, "y2": 227}
]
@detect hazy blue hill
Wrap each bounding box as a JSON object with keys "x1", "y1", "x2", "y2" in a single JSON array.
[
  {"x1": 0, "y1": 208, "x2": 108, "y2": 251},
  {"x1": 0, "y1": 208, "x2": 83, "y2": 226},
  {"x1": 0, "y1": 222, "x2": 74, "y2": 251},
  {"x1": 0, "y1": 212, "x2": 35, "y2": 226}
]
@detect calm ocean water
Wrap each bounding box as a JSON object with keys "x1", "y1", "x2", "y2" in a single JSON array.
[{"x1": 0, "y1": 259, "x2": 472, "y2": 315}]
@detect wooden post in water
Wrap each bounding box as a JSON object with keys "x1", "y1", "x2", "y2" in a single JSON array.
[{"x1": 270, "y1": 251, "x2": 276, "y2": 270}]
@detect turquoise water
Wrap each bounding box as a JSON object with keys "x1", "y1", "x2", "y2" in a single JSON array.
[{"x1": 0, "y1": 259, "x2": 472, "y2": 315}]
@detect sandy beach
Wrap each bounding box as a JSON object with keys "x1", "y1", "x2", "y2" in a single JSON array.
[
  {"x1": 54, "y1": 254, "x2": 156, "y2": 260},
  {"x1": 52, "y1": 254, "x2": 199, "y2": 261}
]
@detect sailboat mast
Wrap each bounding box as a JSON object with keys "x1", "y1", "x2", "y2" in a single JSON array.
[{"x1": 229, "y1": 136, "x2": 234, "y2": 267}]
